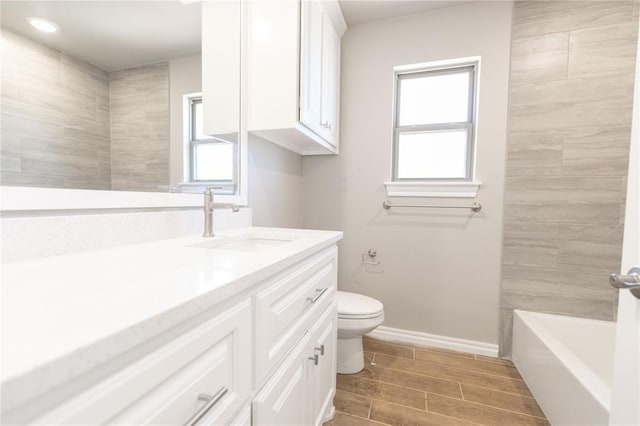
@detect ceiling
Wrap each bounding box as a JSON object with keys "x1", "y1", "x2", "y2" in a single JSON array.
[
  {"x1": 1, "y1": 1, "x2": 468, "y2": 72},
  {"x1": 339, "y1": 0, "x2": 471, "y2": 26},
  {"x1": 0, "y1": 1, "x2": 202, "y2": 71}
]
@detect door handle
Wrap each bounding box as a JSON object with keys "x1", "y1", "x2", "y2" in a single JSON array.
[
  {"x1": 184, "y1": 387, "x2": 227, "y2": 426},
  {"x1": 306, "y1": 287, "x2": 328, "y2": 303},
  {"x1": 610, "y1": 266, "x2": 640, "y2": 298}
]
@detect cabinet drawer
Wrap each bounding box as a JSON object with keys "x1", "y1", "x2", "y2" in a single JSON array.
[
  {"x1": 34, "y1": 300, "x2": 252, "y2": 425},
  {"x1": 254, "y1": 247, "x2": 337, "y2": 385}
]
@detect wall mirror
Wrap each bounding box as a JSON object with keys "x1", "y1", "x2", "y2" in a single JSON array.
[{"x1": 0, "y1": 1, "x2": 243, "y2": 197}]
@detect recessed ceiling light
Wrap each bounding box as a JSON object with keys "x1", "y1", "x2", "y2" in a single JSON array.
[{"x1": 26, "y1": 17, "x2": 60, "y2": 33}]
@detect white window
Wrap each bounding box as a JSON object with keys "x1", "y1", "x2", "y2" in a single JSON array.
[
  {"x1": 185, "y1": 94, "x2": 238, "y2": 194},
  {"x1": 393, "y1": 62, "x2": 477, "y2": 182}
]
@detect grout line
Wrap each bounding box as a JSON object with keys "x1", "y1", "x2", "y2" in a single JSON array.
[
  {"x1": 378, "y1": 353, "x2": 524, "y2": 382},
  {"x1": 369, "y1": 397, "x2": 486, "y2": 426},
  {"x1": 428, "y1": 392, "x2": 548, "y2": 420},
  {"x1": 371, "y1": 352, "x2": 377, "y2": 364},
  {"x1": 416, "y1": 350, "x2": 518, "y2": 372},
  {"x1": 459, "y1": 383, "x2": 465, "y2": 400},
  {"x1": 367, "y1": 398, "x2": 373, "y2": 419},
  {"x1": 424, "y1": 392, "x2": 428, "y2": 411},
  {"x1": 366, "y1": 362, "x2": 533, "y2": 398},
  {"x1": 334, "y1": 410, "x2": 390, "y2": 426},
  {"x1": 338, "y1": 391, "x2": 433, "y2": 415}
]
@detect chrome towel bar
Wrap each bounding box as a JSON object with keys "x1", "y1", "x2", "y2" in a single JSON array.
[{"x1": 382, "y1": 200, "x2": 482, "y2": 212}]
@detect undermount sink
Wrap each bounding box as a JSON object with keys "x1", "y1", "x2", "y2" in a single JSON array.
[{"x1": 189, "y1": 233, "x2": 296, "y2": 252}]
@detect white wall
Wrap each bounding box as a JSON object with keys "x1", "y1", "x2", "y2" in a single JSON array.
[
  {"x1": 302, "y1": 1, "x2": 513, "y2": 345},
  {"x1": 249, "y1": 134, "x2": 303, "y2": 228}
]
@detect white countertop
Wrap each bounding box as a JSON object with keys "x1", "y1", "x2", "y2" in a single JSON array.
[{"x1": 1, "y1": 227, "x2": 342, "y2": 411}]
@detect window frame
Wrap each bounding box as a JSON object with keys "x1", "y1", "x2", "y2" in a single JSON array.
[
  {"x1": 392, "y1": 62, "x2": 478, "y2": 182},
  {"x1": 186, "y1": 95, "x2": 238, "y2": 195}
]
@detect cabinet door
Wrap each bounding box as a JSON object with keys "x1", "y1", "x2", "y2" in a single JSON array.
[
  {"x1": 34, "y1": 300, "x2": 252, "y2": 425},
  {"x1": 253, "y1": 333, "x2": 313, "y2": 425},
  {"x1": 299, "y1": 0, "x2": 324, "y2": 137},
  {"x1": 202, "y1": 0, "x2": 241, "y2": 139},
  {"x1": 309, "y1": 303, "x2": 338, "y2": 425},
  {"x1": 320, "y1": 13, "x2": 340, "y2": 147}
]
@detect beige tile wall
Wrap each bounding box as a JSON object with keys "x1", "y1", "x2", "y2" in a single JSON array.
[
  {"x1": 1, "y1": 29, "x2": 112, "y2": 189},
  {"x1": 500, "y1": 1, "x2": 638, "y2": 355},
  {"x1": 1, "y1": 29, "x2": 170, "y2": 192},
  {"x1": 109, "y1": 62, "x2": 170, "y2": 192}
]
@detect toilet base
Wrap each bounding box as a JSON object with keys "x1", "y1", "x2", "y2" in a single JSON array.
[{"x1": 337, "y1": 335, "x2": 365, "y2": 374}]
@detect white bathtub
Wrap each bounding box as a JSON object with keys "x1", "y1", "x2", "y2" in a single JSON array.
[{"x1": 512, "y1": 310, "x2": 616, "y2": 426}]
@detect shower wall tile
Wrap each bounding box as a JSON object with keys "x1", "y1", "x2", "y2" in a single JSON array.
[
  {"x1": 562, "y1": 126, "x2": 632, "y2": 176},
  {"x1": 109, "y1": 62, "x2": 170, "y2": 192},
  {"x1": 499, "y1": 309, "x2": 514, "y2": 357},
  {"x1": 568, "y1": 22, "x2": 639, "y2": 78},
  {"x1": 506, "y1": 131, "x2": 563, "y2": 177},
  {"x1": 0, "y1": 29, "x2": 111, "y2": 190},
  {"x1": 510, "y1": 32, "x2": 568, "y2": 83},
  {"x1": 500, "y1": 1, "x2": 635, "y2": 355},
  {"x1": 502, "y1": 220, "x2": 559, "y2": 268},
  {"x1": 512, "y1": 1, "x2": 634, "y2": 39},
  {"x1": 556, "y1": 224, "x2": 625, "y2": 273}
]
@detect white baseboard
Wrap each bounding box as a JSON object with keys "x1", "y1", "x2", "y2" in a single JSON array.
[{"x1": 367, "y1": 326, "x2": 499, "y2": 358}]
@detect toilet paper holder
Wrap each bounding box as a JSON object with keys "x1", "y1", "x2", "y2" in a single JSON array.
[{"x1": 362, "y1": 249, "x2": 381, "y2": 265}]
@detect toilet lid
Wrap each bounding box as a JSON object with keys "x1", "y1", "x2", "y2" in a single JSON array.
[{"x1": 337, "y1": 291, "x2": 384, "y2": 319}]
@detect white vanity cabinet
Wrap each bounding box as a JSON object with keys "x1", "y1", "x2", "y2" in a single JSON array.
[
  {"x1": 247, "y1": 0, "x2": 346, "y2": 155},
  {"x1": 2, "y1": 230, "x2": 342, "y2": 426},
  {"x1": 31, "y1": 300, "x2": 253, "y2": 425},
  {"x1": 253, "y1": 303, "x2": 337, "y2": 426},
  {"x1": 253, "y1": 246, "x2": 338, "y2": 425}
]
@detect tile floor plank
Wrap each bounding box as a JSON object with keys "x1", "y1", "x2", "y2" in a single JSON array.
[
  {"x1": 363, "y1": 339, "x2": 415, "y2": 359},
  {"x1": 415, "y1": 349, "x2": 521, "y2": 379},
  {"x1": 475, "y1": 354, "x2": 516, "y2": 366},
  {"x1": 372, "y1": 352, "x2": 533, "y2": 396},
  {"x1": 427, "y1": 393, "x2": 550, "y2": 426},
  {"x1": 334, "y1": 390, "x2": 372, "y2": 418},
  {"x1": 461, "y1": 384, "x2": 546, "y2": 418},
  {"x1": 369, "y1": 399, "x2": 479, "y2": 426},
  {"x1": 354, "y1": 365, "x2": 463, "y2": 399},
  {"x1": 336, "y1": 375, "x2": 426, "y2": 410},
  {"x1": 325, "y1": 411, "x2": 388, "y2": 426},
  {"x1": 326, "y1": 338, "x2": 547, "y2": 425}
]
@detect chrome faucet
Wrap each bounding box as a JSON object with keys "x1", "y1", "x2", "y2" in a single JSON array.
[{"x1": 203, "y1": 186, "x2": 239, "y2": 238}]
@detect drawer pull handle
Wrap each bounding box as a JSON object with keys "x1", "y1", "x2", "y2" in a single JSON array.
[
  {"x1": 185, "y1": 387, "x2": 228, "y2": 426},
  {"x1": 306, "y1": 287, "x2": 328, "y2": 303},
  {"x1": 315, "y1": 344, "x2": 325, "y2": 356},
  {"x1": 308, "y1": 354, "x2": 319, "y2": 365}
]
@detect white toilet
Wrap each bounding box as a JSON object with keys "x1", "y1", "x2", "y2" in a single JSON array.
[{"x1": 337, "y1": 291, "x2": 384, "y2": 374}]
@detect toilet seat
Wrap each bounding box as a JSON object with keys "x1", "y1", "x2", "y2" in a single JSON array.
[{"x1": 337, "y1": 291, "x2": 384, "y2": 320}]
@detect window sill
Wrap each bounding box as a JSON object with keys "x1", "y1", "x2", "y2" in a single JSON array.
[
  {"x1": 384, "y1": 181, "x2": 482, "y2": 198},
  {"x1": 178, "y1": 183, "x2": 247, "y2": 206}
]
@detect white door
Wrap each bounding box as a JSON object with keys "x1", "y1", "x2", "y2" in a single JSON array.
[{"x1": 609, "y1": 25, "x2": 640, "y2": 426}]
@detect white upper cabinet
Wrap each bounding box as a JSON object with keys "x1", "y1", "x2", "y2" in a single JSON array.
[
  {"x1": 202, "y1": 0, "x2": 241, "y2": 140},
  {"x1": 247, "y1": 0, "x2": 347, "y2": 155}
]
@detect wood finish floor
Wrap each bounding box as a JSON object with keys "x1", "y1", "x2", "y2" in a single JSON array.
[{"x1": 325, "y1": 337, "x2": 549, "y2": 426}]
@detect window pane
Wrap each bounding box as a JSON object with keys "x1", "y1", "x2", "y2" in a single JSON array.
[
  {"x1": 193, "y1": 101, "x2": 209, "y2": 140},
  {"x1": 194, "y1": 143, "x2": 234, "y2": 181},
  {"x1": 397, "y1": 130, "x2": 467, "y2": 179},
  {"x1": 399, "y1": 71, "x2": 470, "y2": 126}
]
